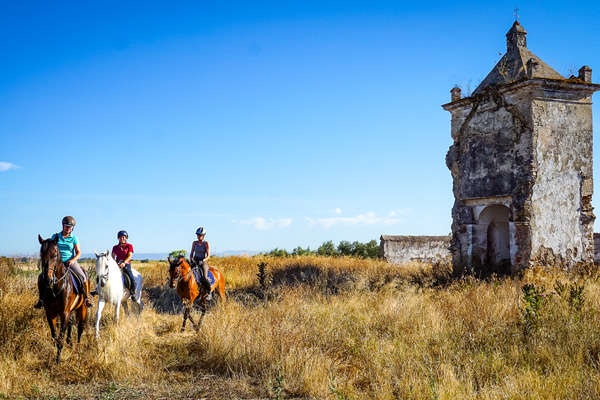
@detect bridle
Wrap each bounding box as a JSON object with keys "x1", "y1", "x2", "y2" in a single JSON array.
[
  {"x1": 97, "y1": 254, "x2": 110, "y2": 285},
  {"x1": 42, "y1": 241, "x2": 69, "y2": 296},
  {"x1": 170, "y1": 259, "x2": 192, "y2": 285}
]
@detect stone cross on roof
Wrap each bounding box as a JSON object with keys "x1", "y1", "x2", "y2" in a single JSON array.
[{"x1": 472, "y1": 21, "x2": 563, "y2": 95}]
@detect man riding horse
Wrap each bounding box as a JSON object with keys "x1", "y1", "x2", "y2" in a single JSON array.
[{"x1": 34, "y1": 216, "x2": 93, "y2": 309}]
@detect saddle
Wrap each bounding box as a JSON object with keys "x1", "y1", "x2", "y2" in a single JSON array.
[
  {"x1": 192, "y1": 267, "x2": 215, "y2": 289},
  {"x1": 69, "y1": 270, "x2": 84, "y2": 295},
  {"x1": 121, "y1": 271, "x2": 134, "y2": 291}
]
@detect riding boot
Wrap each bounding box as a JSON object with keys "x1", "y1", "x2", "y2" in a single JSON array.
[
  {"x1": 200, "y1": 276, "x2": 211, "y2": 292},
  {"x1": 129, "y1": 282, "x2": 137, "y2": 300},
  {"x1": 123, "y1": 264, "x2": 137, "y2": 300},
  {"x1": 34, "y1": 299, "x2": 44, "y2": 309}
]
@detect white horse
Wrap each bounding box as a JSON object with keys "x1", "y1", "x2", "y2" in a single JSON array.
[{"x1": 94, "y1": 251, "x2": 143, "y2": 337}]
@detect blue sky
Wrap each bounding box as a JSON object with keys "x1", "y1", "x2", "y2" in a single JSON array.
[{"x1": 1, "y1": 1, "x2": 600, "y2": 255}]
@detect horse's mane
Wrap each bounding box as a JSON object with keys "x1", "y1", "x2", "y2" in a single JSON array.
[
  {"x1": 40, "y1": 237, "x2": 62, "y2": 274},
  {"x1": 96, "y1": 251, "x2": 125, "y2": 303}
]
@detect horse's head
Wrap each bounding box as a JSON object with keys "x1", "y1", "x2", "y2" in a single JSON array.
[
  {"x1": 38, "y1": 234, "x2": 61, "y2": 285},
  {"x1": 167, "y1": 255, "x2": 189, "y2": 288},
  {"x1": 94, "y1": 250, "x2": 111, "y2": 288}
]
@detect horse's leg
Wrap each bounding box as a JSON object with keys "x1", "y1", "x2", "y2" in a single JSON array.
[
  {"x1": 66, "y1": 316, "x2": 73, "y2": 346},
  {"x1": 76, "y1": 305, "x2": 86, "y2": 345},
  {"x1": 135, "y1": 276, "x2": 143, "y2": 314},
  {"x1": 218, "y1": 274, "x2": 226, "y2": 301},
  {"x1": 122, "y1": 299, "x2": 129, "y2": 316},
  {"x1": 46, "y1": 311, "x2": 57, "y2": 341},
  {"x1": 188, "y1": 303, "x2": 198, "y2": 330},
  {"x1": 115, "y1": 299, "x2": 121, "y2": 326},
  {"x1": 197, "y1": 296, "x2": 206, "y2": 327},
  {"x1": 181, "y1": 305, "x2": 188, "y2": 332},
  {"x1": 136, "y1": 295, "x2": 143, "y2": 314},
  {"x1": 95, "y1": 297, "x2": 106, "y2": 338},
  {"x1": 56, "y1": 312, "x2": 69, "y2": 364}
]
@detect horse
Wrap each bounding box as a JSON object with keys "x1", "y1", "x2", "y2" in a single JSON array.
[
  {"x1": 94, "y1": 251, "x2": 143, "y2": 338},
  {"x1": 167, "y1": 255, "x2": 226, "y2": 332},
  {"x1": 37, "y1": 234, "x2": 87, "y2": 364}
]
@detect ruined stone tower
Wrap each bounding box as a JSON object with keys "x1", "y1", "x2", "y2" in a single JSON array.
[{"x1": 443, "y1": 21, "x2": 600, "y2": 275}]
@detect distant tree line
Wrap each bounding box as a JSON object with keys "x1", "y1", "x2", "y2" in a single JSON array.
[{"x1": 264, "y1": 240, "x2": 380, "y2": 259}]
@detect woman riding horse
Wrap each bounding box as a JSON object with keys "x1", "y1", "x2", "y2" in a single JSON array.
[
  {"x1": 111, "y1": 230, "x2": 137, "y2": 299},
  {"x1": 34, "y1": 216, "x2": 93, "y2": 309},
  {"x1": 190, "y1": 227, "x2": 211, "y2": 292},
  {"x1": 168, "y1": 255, "x2": 226, "y2": 332},
  {"x1": 38, "y1": 233, "x2": 88, "y2": 364}
]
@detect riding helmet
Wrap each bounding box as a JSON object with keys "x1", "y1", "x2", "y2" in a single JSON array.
[
  {"x1": 195, "y1": 227, "x2": 205, "y2": 236},
  {"x1": 118, "y1": 230, "x2": 128, "y2": 238},
  {"x1": 62, "y1": 216, "x2": 76, "y2": 227}
]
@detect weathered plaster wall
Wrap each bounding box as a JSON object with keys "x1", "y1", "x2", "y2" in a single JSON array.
[
  {"x1": 445, "y1": 87, "x2": 535, "y2": 273},
  {"x1": 380, "y1": 235, "x2": 451, "y2": 265},
  {"x1": 530, "y1": 94, "x2": 595, "y2": 266}
]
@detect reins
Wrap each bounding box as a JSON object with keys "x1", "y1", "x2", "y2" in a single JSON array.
[
  {"x1": 44, "y1": 248, "x2": 70, "y2": 297},
  {"x1": 172, "y1": 261, "x2": 194, "y2": 285}
]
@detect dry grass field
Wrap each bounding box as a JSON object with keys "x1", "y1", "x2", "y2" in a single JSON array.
[{"x1": 1, "y1": 255, "x2": 600, "y2": 399}]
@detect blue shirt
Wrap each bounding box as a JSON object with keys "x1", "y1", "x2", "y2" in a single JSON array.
[{"x1": 51, "y1": 232, "x2": 79, "y2": 262}]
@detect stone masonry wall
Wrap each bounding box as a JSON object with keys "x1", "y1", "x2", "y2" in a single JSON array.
[
  {"x1": 380, "y1": 235, "x2": 451, "y2": 265},
  {"x1": 594, "y1": 233, "x2": 600, "y2": 264}
]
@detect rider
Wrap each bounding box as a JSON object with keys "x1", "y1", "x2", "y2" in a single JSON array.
[
  {"x1": 34, "y1": 216, "x2": 93, "y2": 309},
  {"x1": 190, "y1": 227, "x2": 211, "y2": 292},
  {"x1": 111, "y1": 230, "x2": 136, "y2": 299}
]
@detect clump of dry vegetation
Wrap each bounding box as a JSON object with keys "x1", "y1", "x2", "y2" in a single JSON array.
[{"x1": 1, "y1": 255, "x2": 600, "y2": 399}]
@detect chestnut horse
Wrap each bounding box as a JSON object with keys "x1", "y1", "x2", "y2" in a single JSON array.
[
  {"x1": 37, "y1": 235, "x2": 87, "y2": 364},
  {"x1": 167, "y1": 255, "x2": 226, "y2": 332}
]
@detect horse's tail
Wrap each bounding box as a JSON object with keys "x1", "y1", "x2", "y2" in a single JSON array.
[{"x1": 213, "y1": 267, "x2": 226, "y2": 301}]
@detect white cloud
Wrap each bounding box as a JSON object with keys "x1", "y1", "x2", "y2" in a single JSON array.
[
  {"x1": 334, "y1": 207, "x2": 342, "y2": 215},
  {"x1": 0, "y1": 162, "x2": 19, "y2": 172},
  {"x1": 306, "y1": 210, "x2": 408, "y2": 229},
  {"x1": 236, "y1": 217, "x2": 293, "y2": 230}
]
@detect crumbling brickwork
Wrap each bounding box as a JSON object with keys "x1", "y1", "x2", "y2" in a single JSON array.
[{"x1": 443, "y1": 21, "x2": 600, "y2": 275}]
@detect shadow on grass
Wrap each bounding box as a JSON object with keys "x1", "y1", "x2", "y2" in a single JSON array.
[{"x1": 145, "y1": 261, "x2": 455, "y2": 313}]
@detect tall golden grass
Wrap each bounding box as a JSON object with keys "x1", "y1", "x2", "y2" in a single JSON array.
[{"x1": 1, "y1": 255, "x2": 600, "y2": 399}]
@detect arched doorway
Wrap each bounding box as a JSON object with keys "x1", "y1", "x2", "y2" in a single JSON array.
[{"x1": 478, "y1": 204, "x2": 511, "y2": 272}]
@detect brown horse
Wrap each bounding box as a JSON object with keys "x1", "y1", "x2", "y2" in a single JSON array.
[
  {"x1": 38, "y1": 235, "x2": 87, "y2": 364},
  {"x1": 167, "y1": 255, "x2": 226, "y2": 332}
]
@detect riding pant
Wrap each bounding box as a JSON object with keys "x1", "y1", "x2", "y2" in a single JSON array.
[
  {"x1": 194, "y1": 258, "x2": 209, "y2": 274},
  {"x1": 66, "y1": 261, "x2": 87, "y2": 283},
  {"x1": 122, "y1": 263, "x2": 136, "y2": 291}
]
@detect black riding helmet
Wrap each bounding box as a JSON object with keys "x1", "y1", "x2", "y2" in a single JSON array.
[
  {"x1": 117, "y1": 230, "x2": 128, "y2": 239},
  {"x1": 62, "y1": 216, "x2": 76, "y2": 227}
]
